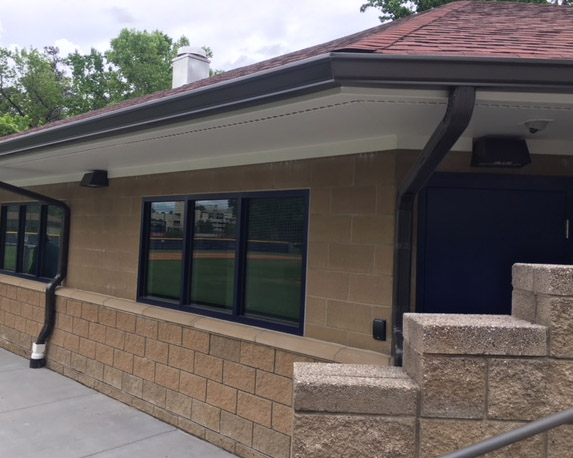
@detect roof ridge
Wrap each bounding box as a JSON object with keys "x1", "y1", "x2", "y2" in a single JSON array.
[{"x1": 345, "y1": 1, "x2": 471, "y2": 52}]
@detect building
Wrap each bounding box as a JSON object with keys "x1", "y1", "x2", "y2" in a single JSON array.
[{"x1": 1, "y1": 2, "x2": 573, "y2": 457}]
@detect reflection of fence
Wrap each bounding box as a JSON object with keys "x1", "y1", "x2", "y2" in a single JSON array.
[{"x1": 150, "y1": 237, "x2": 300, "y2": 254}]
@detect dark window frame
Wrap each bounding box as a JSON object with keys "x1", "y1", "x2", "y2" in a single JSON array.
[
  {"x1": 138, "y1": 190, "x2": 309, "y2": 335},
  {"x1": 0, "y1": 202, "x2": 60, "y2": 281}
]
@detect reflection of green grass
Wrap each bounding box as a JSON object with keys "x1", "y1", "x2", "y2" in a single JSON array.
[
  {"x1": 146, "y1": 257, "x2": 302, "y2": 324},
  {"x1": 3, "y1": 245, "x2": 16, "y2": 271}
]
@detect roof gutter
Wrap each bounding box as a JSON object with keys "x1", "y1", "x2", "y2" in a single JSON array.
[
  {"x1": 392, "y1": 86, "x2": 475, "y2": 366},
  {"x1": 1, "y1": 53, "x2": 573, "y2": 158},
  {"x1": 0, "y1": 181, "x2": 70, "y2": 368}
]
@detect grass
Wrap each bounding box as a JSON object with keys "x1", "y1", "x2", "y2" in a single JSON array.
[{"x1": 146, "y1": 256, "x2": 302, "y2": 323}]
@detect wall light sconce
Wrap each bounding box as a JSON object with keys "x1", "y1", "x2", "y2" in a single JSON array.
[{"x1": 80, "y1": 170, "x2": 109, "y2": 188}]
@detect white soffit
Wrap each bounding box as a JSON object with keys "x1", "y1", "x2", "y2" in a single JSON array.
[{"x1": 3, "y1": 87, "x2": 573, "y2": 186}]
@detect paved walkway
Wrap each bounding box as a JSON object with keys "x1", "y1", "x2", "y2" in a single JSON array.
[{"x1": 0, "y1": 348, "x2": 235, "y2": 458}]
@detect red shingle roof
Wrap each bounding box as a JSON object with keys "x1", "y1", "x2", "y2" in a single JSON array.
[{"x1": 4, "y1": 1, "x2": 573, "y2": 141}]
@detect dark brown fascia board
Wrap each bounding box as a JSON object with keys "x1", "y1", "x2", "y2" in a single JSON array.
[{"x1": 2, "y1": 52, "x2": 573, "y2": 157}]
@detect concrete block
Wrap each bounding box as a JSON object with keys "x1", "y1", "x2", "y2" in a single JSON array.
[
  {"x1": 404, "y1": 313, "x2": 547, "y2": 356},
  {"x1": 548, "y1": 424, "x2": 573, "y2": 458},
  {"x1": 512, "y1": 263, "x2": 534, "y2": 291},
  {"x1": 293, "y1": 414, "x2": 415, "y2": 458},
  {"x1": 511, "y1": 289, "x2": 536, "y2": 323},
  {"x1": 531, "y1": 264, "x2": 573, "y2": 296},
  {"x1": 293, "y1": 363, "x2": 418, "y2": 415},
  {"x1": 537, "y1": 296, "x2": 573, "y2": 358},
  {"x1": 420, "y1": 419, "x2": 544, "y2": 458}
]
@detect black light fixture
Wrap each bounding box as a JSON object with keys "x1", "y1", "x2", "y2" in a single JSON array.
[
  {"x1": 80, "y1": 170, "x2": 109, "y2": 188},
  {"x1": 471, "y1": 137, "x2": 531, "y2": 168}
]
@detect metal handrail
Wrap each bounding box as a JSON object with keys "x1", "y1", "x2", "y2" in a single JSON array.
[{"x1": 437, "y1": 408, "x2": 573, "y2": 458}]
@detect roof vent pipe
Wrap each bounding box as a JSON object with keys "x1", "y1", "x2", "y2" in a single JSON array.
[{"x1": 172, "y1": 46, "x2": 210, "y2": 88}]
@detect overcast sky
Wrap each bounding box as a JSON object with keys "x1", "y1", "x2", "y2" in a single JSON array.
[{"x1": 0, "y1": 1, "x2": 381, "y2": 71}]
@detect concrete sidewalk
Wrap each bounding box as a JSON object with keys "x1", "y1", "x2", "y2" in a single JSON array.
[{"x1": 0, "y1": 348, "x2": 235, "y2": 458}]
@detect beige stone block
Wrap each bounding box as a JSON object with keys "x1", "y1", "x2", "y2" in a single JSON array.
[
  {"x1": 79, "y1": 337, "x2": 96, "y2": 359},
  {"x1": 235, "y1": 444, "x2": 269, "y2": 458},
  {"x1": 348, "y1": 273, "x2": 392, "y2": 306},
  {"x1": 205, "y1": 430, "x2": 237, "y2": 454},
  {"x1": 155, "y1": 363, "x2": 180, "y2": 391},
  {"x1": 136, "y1": 317, "x2": 158, "y2": 339},
  {"x1": 275, "y1": 351, "x2": 314, "y2": 378},
  {"x1": 309, "y1": 187, "x2": 331, "y2": 215},
  {"x1": 309, "y1": 215, "x2": 351, "y2": 242},
  {"x1": 256, "y1": 371, "x2": 292, "y2": 406},
  {"x1": 241, "y1": 343, "x2": 275, "y2": 372},
  {"x1": 511, "y1": 289, "x2": 536, "y2": 323},
  {"x1": 194, "y1": 317, "x2": 261, "y2": 342},
  {"x1": 133, "y1": 356, "x2": 155, "y2": 382},
  {"x1": 220, "y1": 411, "x2": 254, "y2": 446},
  {"x1": 420, "y1": 419, "x2": 544, "y2": 458},
  {"x1": 142, "y1": 380, "x2": 166, "y2": 407},
  {"x1": 334, "y1": 347, "x2": 390, "y2": 365},
  {"x1": 419, "y1": 356, "x2": 485, "y2": 418},
  {"x1": 376, "y1": 185, "x2": 396, "y2": 215},
  {"x1": 166, "y1": 389, "x2": 192, "y2": 418},
  {"x1": 192, "y1": 400, "x2": 221, "y2": 431},
  {"x1": 374, "y1": 245, "x2": 394, "y2": 276},
  {"x1": 331, "y1": 186, "x2": 377, "y2": 215},
  {"x1": 178, "y1": 417, "x2": 206, "y2": 440},
  {"x1": 531, "y1": 264, "x2": 573, "y2": 296},
  {"x1": 237, "y1": 392, "x2": 272, "y2": 427},
  {"x1": 252, "y1": 424, "x2": 291, "y2": 458},
  {"x1": 95, "y1": 343, "x2": 114, "y2": 366},
  {"x1": 346, "y1": 331, "x2": 391, "y2": 355},
  {"x1": 548, "y1": 424, "x2": 573, "y2": 458},
  {"x1": 488, "y1": 359, "x2": 573, "y2": 420},
  {"x1": 145, "y1": 339, "x2": 169, "y2": 364},
  {"x1": 105, "y1": 327, "x2": 125, "y2": 350},
  {"x1": 536, "y1": 296, "x2": 573, "y2": 358},
  {"x1": 305, "y1": 297, "x2": 327, "y2": 326},
  {"x1": 305, "y1": 324, "x2": 347, "y2": 347},
  {"x1": 354, "y1": 152, "x2": 396, "y2": 185},
  {"x1": 207, "y1": 380, "x2": 238, "y2": 413},
  {"x1": 352, "y1": 215, "x2": 394, "y2": 245},
  {"x1": 210, "y1": 335, "x2": 241, "y2": 363},
  {"x1": 223, "y1": 361, "x2": 256, "y2": 393},
  {"x1": 70, "y1": 353, "x2": 87, "y2": 373},
  {"x1": 81, "y1": 302, "x2": 99, "y2": 322},
  {"x1": 103, "y1": 365, "x2": 123, "y2": 389},
  {"x1": 306, "y1": 269, "x2": 349, "y2": 300},
  {"x1": 294, "y1": 363, "x2": 417, "y2": 415},
  {"x1": 71, "y1": 317, "x2": 89, "y2": 338},
  {"x1": 182, "y1": 328, "x2": 210, "y2": 353},
  {"x1": 311, "y1": 156, "x2": 354, "y2": 187},
  {"x1": 273, "y1": 160, "x2": 312, "y2": 188},
  {"x1": 271, "y1": 403, "x2": 292, "y2": 435},
  {"x1": 86, "y1": 359, "x2": 104, "y2": 380},
  {"x1": 63, "y1": 332, "x2": 80, "y2": 353},
  {"x1": 307, "y1": 242, "x2": 328, "y2": 270},
  {"x1": 168, "y1": 344, "x2": 194, "y2": 372},
  {"x1": 326, "y1": 300, "x2": 372, "y2": 334},
  {"x1": 404, "y1": 313, "x2": 547, "y2": 356},
  {"x1": 122, "y1": 373, "x2": 143, "y2": 397},
  {"x1": 65, "y1": 299, "x2": 82, "y2": 317},
  {"x1": 157, "y1": 322, "x2": 182, "y2": 345},
  {"x1": 88, "y1": 322, "x2": 106, "y2": 344},
  {"x1": 180, "y1": 372, "x2": 207, "y2": 401},
  {"x1": 328, "y1": 243, "x2": 374, "y2": 273},
  {"x1": 98, "y1": 308, "x2": 117, "y2": 327},
  {"x1": 293, "y1": 414, "x2": 414, "y2": 458},
  {"x1": 124, "y1": 333, "x2": 145, "y2": 357},
  {"x1": 195, "y1": 353, "x2": 223, "y2": 382},
  {"x1": 115, "y1": 312, "x2": 136, "y2": 333},
  {"x1": 113, "y1": 349, "x2": 134, "y2": 373}
]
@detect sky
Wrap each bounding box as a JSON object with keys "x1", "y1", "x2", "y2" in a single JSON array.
[{"x1": 0, "y1": 1, "x2": 381, "y2": 71}]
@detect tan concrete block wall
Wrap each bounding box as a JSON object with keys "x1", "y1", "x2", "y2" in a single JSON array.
[
  {"x1": 0, "y1": 151, "x2": 398, "y2": 354},
  {"x1": 0, "y1": 278, "x2": 388, "y2": 458}
]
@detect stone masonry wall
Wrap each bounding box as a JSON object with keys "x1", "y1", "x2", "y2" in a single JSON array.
[
  {"x1": 293, "y1": 263, "x2": 573, "y2": 458},
  {"x1": 0, "y1": 276, "x2": 388, "y2": 458}
]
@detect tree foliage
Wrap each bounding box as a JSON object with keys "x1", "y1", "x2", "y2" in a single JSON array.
[
  {"x1": 0, "y1": 29, "x2": 218, "y2": 137},
  {"x1": 361, "y1": 0, "x2": 566, "y2": 22}
]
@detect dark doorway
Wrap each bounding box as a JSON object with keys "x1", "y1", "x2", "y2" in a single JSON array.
[{"x1": 417, "y1": 173, "x2": 573, "y2": 315}]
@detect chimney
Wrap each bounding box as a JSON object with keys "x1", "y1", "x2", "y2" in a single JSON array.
[{"x1": 172, "y1": 46, "x2": 210, "y2": 88}]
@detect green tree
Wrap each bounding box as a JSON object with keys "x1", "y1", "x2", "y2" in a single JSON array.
[
  {"x1": 361, "y1": 0, "x2": 561, "y2": 22},
  {"x1": 106, "y1": 29, "x2": 190, "y2": 98}
]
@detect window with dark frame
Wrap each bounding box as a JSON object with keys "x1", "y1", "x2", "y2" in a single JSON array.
[
  {"x1": 0, "y1": 203, "x2": 63, "y2": 279},
  {"x1": 139, "y1": 191, "x2": 308, "y2": 335}
]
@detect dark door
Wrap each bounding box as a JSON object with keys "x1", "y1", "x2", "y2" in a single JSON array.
[{"x1": 418, "y1": 174, "x2": 573, "y2": 315}]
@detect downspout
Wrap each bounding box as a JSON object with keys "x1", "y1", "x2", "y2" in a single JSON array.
[
  {"x1": 392, "y1": 86, "x2": 475, "y2": 366},
  {"x1": 0, "y1": 181, "x2": 70, "y2": 369}
]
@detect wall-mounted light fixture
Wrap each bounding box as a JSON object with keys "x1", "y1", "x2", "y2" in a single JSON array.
[
  {"x1": 471, "y1": 137, "x2": 531, "y2": 168},
  {"x1": 80, "y1": 170, "x2": 109, "y2": 188}
]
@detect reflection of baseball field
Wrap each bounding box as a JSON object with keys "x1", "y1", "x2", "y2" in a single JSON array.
[{"x1": 146, "y1": 256, "x2": 302, "y2": 323}]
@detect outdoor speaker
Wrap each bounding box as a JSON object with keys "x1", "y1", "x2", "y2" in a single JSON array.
[
  {"x1": 80, "y1": 170, "x2": 109, "y2": 188},
  {"x1": 471, "y1": 137, "x2": 531, "y2": 168}
]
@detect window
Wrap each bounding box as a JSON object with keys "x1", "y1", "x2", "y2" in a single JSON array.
[
  {"x1": 0, "y1": 203, "x2": 63, "y2": 279},
  {"x1": 139, "y1": 191, "x2": 308, "y2": 334}
]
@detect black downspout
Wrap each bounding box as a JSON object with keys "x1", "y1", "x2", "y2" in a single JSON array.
[
  {"x1": 392, "y1": 86, "x2": 476, "y2": 366},
  {"x1": 0, "y1": 181, "x2": 70, "y2": 368}
]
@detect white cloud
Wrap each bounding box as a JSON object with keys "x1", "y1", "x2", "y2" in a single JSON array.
[{"x1": 54, "y1": 39, "x2": 83, "y2": 57}]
